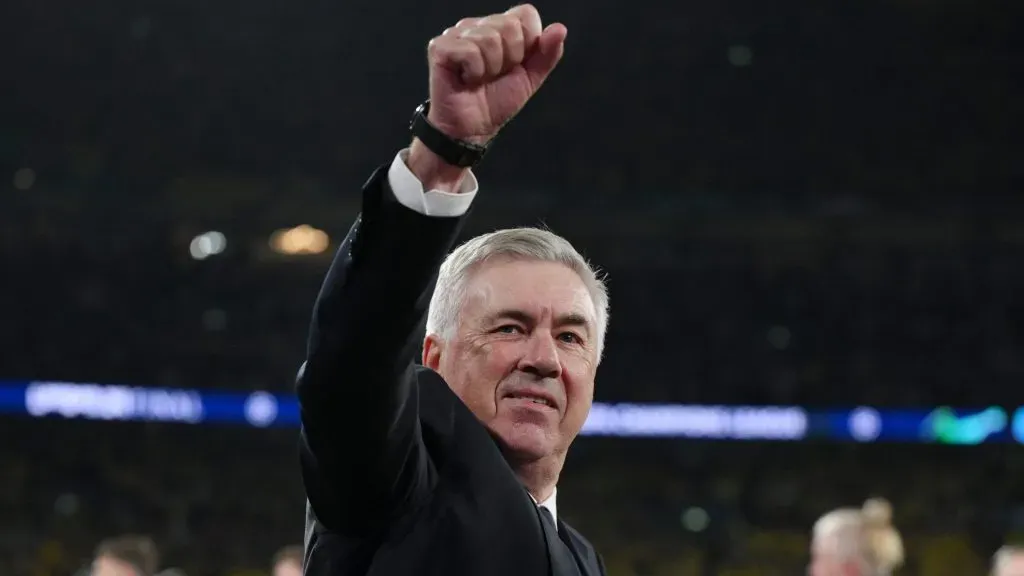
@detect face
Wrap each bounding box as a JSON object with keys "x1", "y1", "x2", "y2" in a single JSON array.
[
  {"x1": 424, "y1": 259, "x2": 599, "y2": 465},
  {"x1": 997, "y1": 553, "x2": 1024, "y2": 576},
  {"x1": 92, "y1": 556, "x2": 138, "y2": 576},
  {"x1": 273, "y1": 560, "x2": 303, "y2": 576}
]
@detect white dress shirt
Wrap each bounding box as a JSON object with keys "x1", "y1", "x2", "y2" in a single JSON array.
[
  {"x1": 386, "y1": 148, "x2": 558, "y2": 524},
  {"x1": 534, "y1": 488, "x2": 558, "y2": 524},
  {"x1": 387, "y1": 148, "x2": 478, "y2": 217}
]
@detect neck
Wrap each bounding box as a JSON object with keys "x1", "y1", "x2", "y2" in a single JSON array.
[{"x1": 510, "y1": 455, "x2": 562, "y2": 503}]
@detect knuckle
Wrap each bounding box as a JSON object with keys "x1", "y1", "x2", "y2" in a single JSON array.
[
  {"x1": 461, "y1": 26, "x2": 501, "y2": 48},
  {"x1": 478, "y1": 27, "x2": 502, "y2": 48},
  {"x1": 515, "y1": 3, "x2": 539, "y2": 19},
  {"x1": 428, "y1": 37, "x2": 458, "y2": 59},
  {"x1": 492, "y1": 15, "x2": 521, "y2": 38},
  {"x1": 479, "y1": 14, "x2": 506, "y2": 29}
]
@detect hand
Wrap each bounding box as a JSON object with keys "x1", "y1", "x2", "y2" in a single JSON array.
[{"x1": 426, "y1": 4, "x2": 567, "y2": 145}]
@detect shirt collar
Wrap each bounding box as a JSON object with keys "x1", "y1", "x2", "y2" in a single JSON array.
[{"x1": 532, "y1": 487, "x2": 558, "y2": 524}]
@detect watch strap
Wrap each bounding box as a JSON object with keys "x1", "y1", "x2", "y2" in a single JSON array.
[{"x1": 409, "y1": 100, "x2": 488, "y2": 168}]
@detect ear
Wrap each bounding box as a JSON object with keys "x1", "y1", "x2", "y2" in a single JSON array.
[{"x1": 422, "y1": 333, "x2": 444, "y2": 371}]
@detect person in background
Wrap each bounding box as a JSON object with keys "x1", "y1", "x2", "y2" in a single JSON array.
[
  {"x1": 809, "y1": 498, "x2": 904, "y2": 576},
  {"x1": 91, "y1": 535, "x2": 159, "y2": 576},
  {"x1": 271, "y1": 545, "x2": 303, "y2": 576},
  {"x1": 992, "y1": 546, "x2": 1024, "y2": 576}
]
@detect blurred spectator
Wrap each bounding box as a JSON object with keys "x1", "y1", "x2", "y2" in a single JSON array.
[
  {"x1": 92, "y1": 535, "x2": 160, "y2": 576},
  {"x1": 991, "y1": 546, "x2": 1024, "y2": 576},
  {"x1": 271, "y1": 546, "x2": 302, "y2": 576}
]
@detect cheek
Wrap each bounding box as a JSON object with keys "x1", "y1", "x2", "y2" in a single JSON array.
[
  {"x1": 565, "y1": 354, "x2": 595, "y2": 392},
  {"x1": 561, "y1": 368, "x2": 595, "y2": 420},
  {"x1": 449, "y1": 342, "x2": 517, "y2": 408},
  {"x1": 470, "y1": 340, "x2": 521, "y2": 374}
]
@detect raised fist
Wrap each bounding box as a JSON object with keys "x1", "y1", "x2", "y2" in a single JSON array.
[{"x1": 425, "y1": 4, "x2": 567, "y2": 145}]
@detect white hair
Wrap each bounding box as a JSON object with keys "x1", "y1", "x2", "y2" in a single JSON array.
[
  {"x1": 813, "y1": 498, "x2": 904, "y2": 576},
  {"x1": 425, "y1": 227, "x2": 609, "y2": 358},
  {"x1": 992, "y1": 546, "x2": 1024, "y2": 576}
]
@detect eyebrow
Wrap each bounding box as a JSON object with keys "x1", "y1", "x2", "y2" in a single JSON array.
[{"x1": 488, "y1": 309, "x2": 593, "y2": 337}]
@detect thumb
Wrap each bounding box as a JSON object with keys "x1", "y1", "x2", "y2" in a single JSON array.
[{"x1": 523, "y1": 23, "x2": 567, "y2": 89}]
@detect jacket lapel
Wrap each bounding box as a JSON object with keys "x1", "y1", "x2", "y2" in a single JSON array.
[{"x1": 537, "y1": 507, "x2": 582, "y2": 576}]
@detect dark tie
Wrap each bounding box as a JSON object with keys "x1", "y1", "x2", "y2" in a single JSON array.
[
  {"x1": 538, "y1": 506, "x2": 584, "y2": 576},
  {"x1": 539, "y1": 505, "x2": 556, "y2": 527}
]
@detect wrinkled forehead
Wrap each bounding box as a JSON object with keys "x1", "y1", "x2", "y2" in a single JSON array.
[{"x1": 461, "y1": 258, "x2": 597, "y2": 324}]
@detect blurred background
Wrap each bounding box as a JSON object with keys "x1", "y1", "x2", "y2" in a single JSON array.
[{"x1": 2, "y1": 0, "x2": 1022, "y2": 574}]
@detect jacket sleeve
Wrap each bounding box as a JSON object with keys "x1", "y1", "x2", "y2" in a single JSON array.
[{"x1": 296, "y1": 164, "x2": 468, "y2": 536}]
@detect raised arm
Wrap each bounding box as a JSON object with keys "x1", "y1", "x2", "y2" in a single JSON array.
[
  {"x1": 297, "y1": 159, "x2": 470, "y2": 535},
  {"x1": 296, "y1": 2, "x2": 566, "y2": 536}
]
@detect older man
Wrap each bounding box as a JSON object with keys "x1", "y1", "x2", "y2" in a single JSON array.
[{"x1": 296, "y1": 4, "x2": 607, "y2": 576}]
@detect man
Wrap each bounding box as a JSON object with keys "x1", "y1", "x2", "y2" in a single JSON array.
[
  {"x1": 90, "y1": 535, "x2": 159, "y2": 576},
  {"x1": 296, "y1": 4, "x2": 607, "y2": 575},
  {"x1": 809, "y1": 498, "x2": 903, "y2": 576},
  {"x1": 271, "y1": 545, "x2": 303, "y2": 576},
  {"x1": 993, "y1": 546, "x2": 1024, "y2": 576}
]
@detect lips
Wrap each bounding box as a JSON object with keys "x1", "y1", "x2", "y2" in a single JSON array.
[{"x1": 503, "y1": 388, "x2": 559, "y2": 411}]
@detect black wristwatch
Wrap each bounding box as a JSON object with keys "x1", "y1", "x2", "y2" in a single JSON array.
[{"x1": 409, "y1": 100, "x2": 489, "y2": 168}]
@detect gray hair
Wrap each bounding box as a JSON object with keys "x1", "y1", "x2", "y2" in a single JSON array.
[
  {"x1": 426, "y1": 227, "x2": 609, "y2": 359},
  {"x1": 992, "y1": 546, "x2": 1024, "y2": 576},
  {"x1": 813, "y1": 499, "x2": 904, "y2": 576}
]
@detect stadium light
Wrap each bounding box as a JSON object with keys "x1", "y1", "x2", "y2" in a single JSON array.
[
  {"x1": 269, "y1": 225, "x2": 330, "y2": 255},
  {"x1": 189, "y1": 231, "x2": 227, "y2": 260}
]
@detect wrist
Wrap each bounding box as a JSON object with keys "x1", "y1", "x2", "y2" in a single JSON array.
[{"x1": 407, "y1": 139, "x2": 471, "y2": 193}]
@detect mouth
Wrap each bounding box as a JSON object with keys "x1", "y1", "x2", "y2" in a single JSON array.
[{"x1": 503, "y1": 389, "x2": 559, "y2": 411}]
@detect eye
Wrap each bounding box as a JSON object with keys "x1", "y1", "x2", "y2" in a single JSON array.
[
  {"x1": 494, "y1": 325, "x2": 524, "y2": 334},
  {"x1": 558, "y1": 332, "x2": 583, "y2": 345}
]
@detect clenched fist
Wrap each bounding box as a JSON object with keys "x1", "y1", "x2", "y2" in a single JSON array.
[{"x1": 426, "y1": 4, "x2": 567, "y2": 145}]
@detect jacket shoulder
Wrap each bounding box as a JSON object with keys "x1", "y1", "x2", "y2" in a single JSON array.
[{"x1": 414, "y1": 366, "x2": 459, "y2": 452}]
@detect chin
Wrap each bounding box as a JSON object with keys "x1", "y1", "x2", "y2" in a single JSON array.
[{"x1": 491, "y1": 418, "x2": 557, "y2": 461}]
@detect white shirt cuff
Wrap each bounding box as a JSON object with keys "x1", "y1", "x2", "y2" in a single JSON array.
[{"x1": 386, "y1": 149, "x2": 478, "y2": 217}]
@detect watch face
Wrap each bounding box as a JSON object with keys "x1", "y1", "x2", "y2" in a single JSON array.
[{"x1": 414, "y1": 101, "x2": 430, "y2": 121}]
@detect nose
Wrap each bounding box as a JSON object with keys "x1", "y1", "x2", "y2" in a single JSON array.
[{"x1": 517, "y1": 331, "x2": 562, "y2": 380}]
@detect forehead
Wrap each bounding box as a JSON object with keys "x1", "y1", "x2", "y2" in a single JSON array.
[
  {"x1": 461, "y1": 258, "x2": 596, "y2": 322},
  {"x1": 93, "y1": 556, "x2": 137, "y2": 576}
]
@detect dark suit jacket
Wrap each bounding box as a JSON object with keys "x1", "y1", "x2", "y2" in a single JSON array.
[{"x1": 296, "y1": 165, "x2": 607, "y2": 576}]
